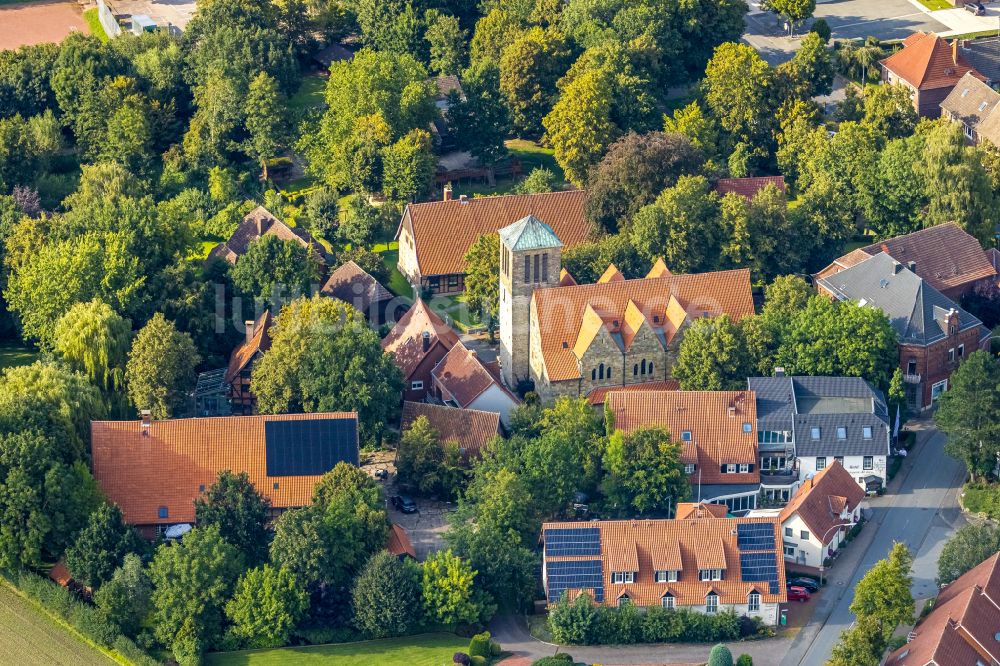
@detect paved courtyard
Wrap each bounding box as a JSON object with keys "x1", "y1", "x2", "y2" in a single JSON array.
[{"x1": 0, "y1": 1, "x2": 89, "y2": 51}]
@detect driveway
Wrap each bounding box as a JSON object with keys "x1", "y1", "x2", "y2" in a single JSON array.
[
  {"x1": 489, "y1": 614, "x2": 791, "y2": 665},
  {"x1": 781, "y1": 422, "x2": 967, "y2": 665},
  {"x1": 386, "y1": 495, "x2": 453, "y2": 560}
]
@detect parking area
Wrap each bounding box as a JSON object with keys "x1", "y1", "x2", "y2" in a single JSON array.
[
  {"x1": 0, "y1": 1, "x2": 89, "y2": 51},
  {"x1": 105, "y1": 0, "x2": 196, "y2": 33},
  {"x1": 814, "y1": 0, "x2": 949, "y2": 42}
]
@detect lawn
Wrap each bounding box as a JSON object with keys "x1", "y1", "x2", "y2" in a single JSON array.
[
  {"x1": 0, "y1": 342, "x2": 39, "y2": 370},
  {"x1": 454, "y1": 140, "x2": 567, "y2": 199},
  {"x1": 0, "y1": 583, "x2": 113, "y2": 666},
  {"x1": 961, "y1": 482, "x2": 1000, "y2": 519},
  {"x1": 289, "y1": 74, "x2": 327, "y2": 112},
  {"x1": 206, "y1": 633, "x2": 468, "y2": 666},
  {"x1": 915, "y1": 0, "x2": 954, "y2": 9},
  {"x1": 81, "y1": 8, "x2": 109, "y2": 43},
  {"x1": 376, "y1": 246, "x2": 414, "y2": 299}
]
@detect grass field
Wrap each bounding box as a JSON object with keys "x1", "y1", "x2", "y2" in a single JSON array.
[
  {"x1": 289, "y1": 74, "x2": 327, "y2": 112},
  {"x1": 914, "y1": 0, "x2": 952, "y2": 9},
  {"x1": 81, "y1": 8, "x2": 109, "y2": 43},
  {"x1": 0, "y1": 584, "x2": 113, "y2": 666},
  {"x1": 0, "y1": 342, "x2": 39, "y2": 370},
  {"x1": 206, "y1": 633, "x2": 468, "y2": 666}
]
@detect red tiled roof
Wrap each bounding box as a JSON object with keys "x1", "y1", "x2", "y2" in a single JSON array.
[
  {"x1": 91, "y1": 412, "x2": 358, "y2": 525},
  {"x1": 888, "y1": 552, "x2": 1000, "y2": 665},
  {"x1": 542, "y1": 516, "x2": 787, "y2": 608},
  {"x1": 881, "y1": 32, "x2": 986, "y2": 90},
  {"x1": 401, "y1": 191, "x2": 591, "y2": 276},
  {"x1": 49, "y1": 560, "x2": 72, "y2": 587},
  {"x1": 778, "y1": 462, "x2": 865, "y2": 546},
  {"x1": 382, "y1": 299, "x2": 460, "y2": 380},
  {"x1": 399, "y1": 401, "x2": 501, "y2": 458},
  {"x1": 321, "y1": 260, "x2": 393, "y2": 312},
  {"x1": 606, "y1": 390, "x2": 759, "y2": 486},
  {"x1": 675, "y1": 502, "x2": 729, "y2": 519},
  {"x1": 225, "y1": 310, "x2": 273, "y2": 384},
  {"x1": 431, "y1": 341, "x2": 518, "y2": 408},
  {"x1": 586, "y1": 380, "x2": 679, "y2": 406},
  {"x1": 387, "y1": 523, "x2": 416, "y2": 559},
  {"x1": 533, "y1": 269, "x2": 755, "y2": 382},
  {"x1": 715, "y1": 176, "x2": 785, "y2": 201}
]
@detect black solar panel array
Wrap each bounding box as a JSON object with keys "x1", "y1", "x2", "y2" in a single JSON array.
[
  {"x1": 544, "y1": 527, "x2": 602, "y2": 557},
  {"x1": 546, "y1": 559, "x2": 604, "y2": 603},
  {"x1": 736, "y1": 523, "x2": 775, "y2": 550},
  {"x1": 264, "y1": 418, "x2": 359, "y2": 476},
  {"x1": 739, "y1": 552, "x2": 780, "y2": 594}
]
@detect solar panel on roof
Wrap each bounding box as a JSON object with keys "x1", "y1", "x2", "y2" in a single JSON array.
[
  {"x1": 264, "y1": 418, "x2": 359, "y2": 476},
  {"x1": 740, "y1": 552, "x2": 779, "y2": 594},
  {"x1": 737, "y1": 523, "x2": 775, "y2": 550},
  {"x1": 546, "y1": 559, "x2": 604, "y2": 603},
  {"x1": 544, "y1": 527, "x2": 601, "y2": 557}
]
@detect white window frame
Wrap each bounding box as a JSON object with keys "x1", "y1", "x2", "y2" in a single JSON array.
[
  {"x1": 958, "y1": 344, "x2": 965, "y2": 358},
  {"x1": 681, "y1": 431, "x2": 692, "y2": 442},
  {"x1": 617, "y1": 595, "x2": 631, "y2": 607},
  {"x1": 612, "y1": 571, "x2": 634, "y2": 584},
  {"x1": 748, "y1": 592, "x2": 760, "y2": 612},
  {"x1": 662, "y1": 595, "x2": 675, "y2": 609},
  {"x1": 726, "y1": 464, "x2": 736, "y2": 474},
  {"x1": 699, "y1": 569, "x2": 722, "y2": 582},
  {"x1": 863, "y1": 456, "x2": 874, "y2": 471},
  {"x1": 800, "y1": 530, "x2": 810, "y2": 540},
  {"x1": 932, "y1": 379, "x2": 948, "y2": 401},
  {"x1": 836, "y1": 426, "x2": 847, "y2": 440},
  {"x1": 739, "y1": 463, "x2": 749, "y2": 473},
  {"x1": 410, "y1": 380, "x2": 424, "y2": 391},
  {"x1": 816, "y1": 457, "x2": 827, "y2": 470},
  {"x1": 948, "y1": 347, "x2": 956, "y2": 362},
  {"x1": 655, "y1": 570, "x2": 667, "y2": 583},
  {"x1": 684, "y1": 463, "x2": 696, "y2": 474},
  {"x1": 706, "y1": 594, "x2": 718, "y2": 614},
  {"x1": 784, "y1": 545, "x2": 795, "y2": 557}
]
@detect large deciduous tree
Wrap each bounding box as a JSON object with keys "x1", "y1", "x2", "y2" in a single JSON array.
[
  {"x1": 397, "y1": 415, "x2": 465, "y2": 499},
  {"x1": 225, "y1": 565, "x2": 309, "y2": 648},
  {"x1": 243, "y1": 71, "x2": 289, "y2": 182},
  {"x1": 499, "y1": 27, "x2": 572, "y2": 138},
  {"x1": 849, "y1": 542, "x2": 913, "y2": 642},
  {"x1": 673, "y1": 316, "x2": 754, "y2": 391},
  {"x1": 629, "y1": 175, "x2": 722, "y2": 271},
  {"x1": 703, "y1": 43, "x2": 777, "y2": 150},
  {"x1": 251, "y1": 296, "x2": 403, "y2": 445},
  {"x1": 602, "y1": 427, "x2": 690, "y2": 515},
  {"x1": 64, "y1": 503, "x2": 142, "y2": 589},
  {"x1": 53, "y1": 299, "x2": 131, "y2": 395},
  {"x1": 937, "y1": 522, "x2": 1000, "y2": 585},
  {"x1": 351, "y1": 549, "x2": 423, "y2": 638},
  {"x1": 194, "y1": 470, "x2": 271, "y2": 566},
  {"x1": 463, "y1": 234, "x2": 500, "y2": 337},
  {"x1": 93, "y1": 553, "x2": 151, "y2": 637},
  {"x1": 125, "y1": 313, "x2": 201, "y2": 419},
  {"x1": 230, "y1": 235, "x2": 322, "y2": 303},
  {"x1": 935, "y1": 350, "x2": 1000, "y2": 480},
  {"x1": 421, "y1": 549, "x2": 494, "y2": 626}
]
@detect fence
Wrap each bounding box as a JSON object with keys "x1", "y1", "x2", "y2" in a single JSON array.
[{"x1": 96, "y1": 0, "x2": 122, "y2": 38}]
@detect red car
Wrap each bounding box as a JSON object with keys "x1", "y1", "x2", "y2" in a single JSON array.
[{"x1": 787, "y1": 586, "x2": 811, "y2": 602}]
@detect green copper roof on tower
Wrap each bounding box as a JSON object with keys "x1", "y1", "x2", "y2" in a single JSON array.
[{"x1": 498, "y1": 215, "x2": 563, "y2": 251}]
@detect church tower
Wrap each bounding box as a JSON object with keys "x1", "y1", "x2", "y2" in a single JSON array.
[{"x1": 498, "y1": 215, "x2": 562, "y2": 389}]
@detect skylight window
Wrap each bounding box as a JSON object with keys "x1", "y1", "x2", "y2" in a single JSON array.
[
  {"x1": 810, "y1": 427, "x2": 821, "y2": 440},
  {"x1": 863, "y1": 426, "x2": 873, "y2": 439},
  {"x1": 961, "y1": 88, "x2": 969, "y2": 97},
  {"x1": 979, "y1": 101, "x2": 990, "y2": 112},
  {"x1": 836, "y1": 427, "x2": 847, "y2": 440},
  {"x1": 682, "y1": 431, "x2": 692, "y2": 441}
]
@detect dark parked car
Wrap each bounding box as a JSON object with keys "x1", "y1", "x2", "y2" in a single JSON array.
[
  {"x1": 391, "y1": 495, "x2": 417, "y2": 513},
  {"x1": 787, "y1": 586, "x2": 811, "y2": 602},
  {"x1": 966, "y1": 2, "x2": 986, "y2": 15},
  {"x1": 787, "y1": 577, "x2": 820, "y2": 593}
]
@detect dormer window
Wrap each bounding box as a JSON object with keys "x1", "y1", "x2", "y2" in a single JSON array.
[
  {"x1": 662, "y1": 594, "x2": 675, "y2": 609},
  {"x1": 612, "y1": 571, "x2": 635, "y2": 584},
  {"x1": 655, "y1": 570, "x2": 678, "y2": 583},
  {"x1": 748, "y1": 591, "x2": 760, "y2": 612},
  {"x1": 699, "y1": 569, "x2": 722, "y2": 581}
]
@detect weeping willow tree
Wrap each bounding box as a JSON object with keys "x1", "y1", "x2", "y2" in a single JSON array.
[{"x1": 53, "y1": 299, "x2": 132, "y2": 402}]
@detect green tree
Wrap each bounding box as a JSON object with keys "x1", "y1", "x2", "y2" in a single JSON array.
[
  {"x1": 305, "y1": 186, "x2": 340, "y2": 240},
  {"x1": 447, "y1": 65, "x2": 510, "y2": 166},
  {"x1": 826, "y1": 615, "x2": 885, "y2": 666},
  {"x1": 781, "y1": 31, "x2": 832, "y2": 97},
  {"x1": 861, "y1": 83, "x2": 918, "y2": 141},
  {"x1": 703, "y1": 43, "x2": 777, "y2": 148},
  {"x1": 53, "y1": 299, "x2": 131, "y2": 394},
  {"x1": 663, "y1": 101, "x2": 720, "y2": 160},
  {"x1": 585, "y1": 131, "x2": 704, "y2": 235},
  {"x1": 602, "y1": 427, "x2": 690, "y2": 515},
  {"x1": 548, "y1": 591, "x2": 598, "y2": 644},
  {"x1": 629, "y1": 175, "x2": 722, "y2": 271},
  {"x1": 225, "y1": 565, "x2": 309, "y2": 648},
  {"x1": 382, "y1": 128, "x2": 436, "y2": 201},
  {"x1": 446, "y1": 513, "x2": 537, "y2": 612},
  {"x1": 397, "y1": 415, "x2": 465, "y2": 499},
  {"x1": 93, "y1": 553, "x2": 151, "y2": 637},
  {"x1": 339, "y1": 194, "x2": 380, "y2": 248},
  {"x1": 720, "y1": 185, "x2": 814, "y2": 281},
  {"x1": 421, "y1": 549, "x2": 494, "y2": 626},
  {"x1": 425, "y1": 12, "x2": 468, "y2": 76},
  {"x1": 230, "y1": 235, "x2": 322, "y2": 302},
  {"x1": 512, "y1": 167, "x2": 558, "y2": 194},
  {"x1": 463, "y1": 234, "x2": 500, "y2": 336},
  {"x1": 63, "y1": 503, "x2": 141, "y2": 590},
  {"x1": 244, "y1": 71, "x2": 288, "y2": 181},
  {"x1": 543, "y1": 67, "x2": 618, "y2": 186},
  {"x1": 937, "y1": 522, "x2": 1000, "y2": 585},
  {"x1": 149, "y1": 525, "x2": 244, "y2": 660},
  {"x1": 708, "y1": 644, "x2": 735, "y2": 666},
  {"x1": 849, "y1": 542, "x2": 913, "y2": 642},
  {"x1": 673, "y1": 315, "x2": 754, "y2": 391},
  {"x1": 351, "y1": 549, "x2": 423, "y2": 637},
  {"x1": 195, "y1": 470, "x2": 271, "y2": 566},
  {"x1": 125, "y1": 313, "x2": 201, "y2": 419},
  {"x1": 251, "y1": 296, "x2": 403, "y2": 445},
  {"x1": 770, "y1": 0, "x2": 816, "y2": 25},
  {"x1": 935, "y1": 350, "x2": 1000, "y2": 480},
  {"x1": 500, "y1": 27, "x2": 572, "y2": 138},
  {"x1": 860, "y1": 132, "x2": 927, "y2": 239},
  {"x1": 560, "y1": 234, "x2": 645, "y2": 284}
]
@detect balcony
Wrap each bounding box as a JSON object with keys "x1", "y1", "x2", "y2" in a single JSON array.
[
  {"x1": 760, "y1": 469, "x2": 800, "y2": 486},
  {"x1": 903, "y1": 373, "x2": 921, "y2": 384}
]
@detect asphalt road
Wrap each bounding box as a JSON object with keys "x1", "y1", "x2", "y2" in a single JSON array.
[{"x1": 782, "y1": 426, "x2": 967, "y2": 665}]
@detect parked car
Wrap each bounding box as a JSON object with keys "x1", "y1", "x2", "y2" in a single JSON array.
[
  {"x1": 787, "y1": 586, "x2": 811, "y2": 602},
  {"x1": 966, "y1": 2, "x2": 986, "y2": 15},
  {"x1": 787, "y1": 577, "x2": 820, "y2": 593},
  {"x1": 372, "y1": 468, "x2": 388, "y2": 480},
  {"x1": 391, "y1": 495, "x2": 418, "y2": 513}
]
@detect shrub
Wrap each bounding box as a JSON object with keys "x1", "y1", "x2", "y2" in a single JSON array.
[
  {"x1": 470, "y1": 656, "x2": 486, "y2": 666},
  {"x1": 469, "y1": 630, "x2": 499, "y2": 658},
  {"x1": 810, "y1": 18, "x2": 831, "y2": 42},
  {"x1": 708, "y1": 644, "x2": 734, "y2": 666},
  {"x1": 454, "y1": 652, "x2": 471, "y2": 665},
  {"x1": 532, "y1": 656, "x2": 573, "y2": 666},
  {"x1": 736, "y1": 655, "x2": 753, "y2": 666},
  {"x1": 550, "y1": 600, "x2": 741, "y2": 646}
]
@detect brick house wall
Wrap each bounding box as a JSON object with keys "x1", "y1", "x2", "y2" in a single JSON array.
[
  {"x1": 403, "y1": 345, "x2": 450, "y2": 402},
  {"x1": 900, "y1": 323, "x2": 987, "y2": 409}
]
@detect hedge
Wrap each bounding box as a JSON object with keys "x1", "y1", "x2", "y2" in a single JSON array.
[
  {"x1": 3, "y1": 570, "x2": 157, "y2": 666},
  {"x1": 962, "y1": 483, "x2": 1000, "y2": 519}
]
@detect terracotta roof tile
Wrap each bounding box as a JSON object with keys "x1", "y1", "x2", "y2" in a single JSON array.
[
  {"x1": 382, "y1": 299, "x2": 460, "y2": 380},
  {"x1": 534, "y1": 268, "x2": 755, "y2": 382},
  {"x1": 881, "y1": 32, "x2": 986, "y2": 90},
  {"x1": 49, "y1": 560, "x2": 72, "y2": 586},
  {"x1": 225, "y1": 310, "x2": 273, "y2": 384},
  {"x1": 675, "y1": 502, "x2": 729, "y2": 519},
  {"x1": 321, "y1": 260, "x2": 393, "y2": 312},
  {"x1": 607, "y1": 390, "x2": 759, "y2": 486},
  {"x1": 430, "y1": 341, "x2": 518, "y2": 408},
  {"x1": 777, "y1": 462, "x2": 865, "y2": 545},
  {"x1": 597, "y1": 264, "x2": 625, "y2": 283},
  {"x1": 559, "y1": 268, "x2": 578, "y2": 286},
  {"x1": 387, "y1": 523, "x2": 416, "y2": 559},
  {"x1": 543, "y1": 516, "x2": 786, "y2": 607},
  {"x1": 715, "y1": 176, "x2": 786, "y2": 201},
  {"x1": 585, "y1": 380, "x2": 679, "y2": 406},
  {"x1": 646, "y1": 258, "x2": 672, "y2": 278},
  {"x1": 400, "y1": 401, "x2": 500, "y2": 458},
  {"x1": 401, "y1": 190, "x2": 591, "y2": 276},
  {"x1": 91, "y1": 412, "x2": 359, "y2": 525}
]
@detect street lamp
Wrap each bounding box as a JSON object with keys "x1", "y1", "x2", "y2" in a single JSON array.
[{"x1": 816, "y1": 521, "x2": 857, "y2": 586}]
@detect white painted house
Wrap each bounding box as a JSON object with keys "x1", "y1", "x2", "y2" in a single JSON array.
[{"x1": 430, "y1": 341, "x2": 520, "y2": 427}]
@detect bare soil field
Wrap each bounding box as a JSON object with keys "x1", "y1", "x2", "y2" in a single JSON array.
[{"x1": 0, "y1": 1, "x2": 89, "y2": 51}]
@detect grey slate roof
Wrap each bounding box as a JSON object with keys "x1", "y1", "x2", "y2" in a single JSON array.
[
  {"x1": 749, "y1": 376, "x2": 890, "y2": 457},
  {"x1": 958, "y1": 37, "x2": 1000, "y2": 84},
  {"x1": 815, "y1": 252, "x2": 982, "y2": 346},
  {"x1": 498, "y1": 215, "x2": 564, "y2": 251},
  {"x1": 697, "y1": 484, "x2": 760, "y2": 502},
  {"x1": 941, "y1": 72, "x2": 1000, "y2": 147}
]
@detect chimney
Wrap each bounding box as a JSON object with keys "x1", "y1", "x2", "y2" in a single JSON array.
[
  {"x1": 952, "y1": 39, "x2": 958, "y2": 65},
  {"x1": 459, "y1": 194, "x2": 468, "y2": 204},
  {"x1": 245, "y1": 319, "x2": 256, "y2": 344},
  {"x1": 443, "y1": 183, "x2": 453, "y2": 202},
  {"x1": 907, "y1": 261, "x2": 916, "y2": 273},
  {"x1": 727, "y1": 406, "x2": 736, "y2": 417},
  {"x1": 140, "y1": 410, "x2": 151, "y2": 437},
  {"x1": 893, "y1": 262, "x2": 904, "y2": 274},
  {"x1": 774, "y1": 366, "x2": 785, "y2": 377},
  {"x1": 422, "y1": 330, "x2": 431, "y2": 352}
]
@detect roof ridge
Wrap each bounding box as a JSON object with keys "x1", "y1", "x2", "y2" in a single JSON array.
[{"x1": 406, "y1": 189, "x2": 584, "y2": 209}]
